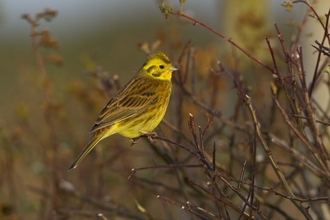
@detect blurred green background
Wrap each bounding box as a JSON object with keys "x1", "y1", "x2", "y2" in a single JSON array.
[
  {"x1": 0, "y1": 0, "x2": 301, "y2": 132},
  {"x1": 0, "y1": 0, "x2": 220, "y2": 120}
]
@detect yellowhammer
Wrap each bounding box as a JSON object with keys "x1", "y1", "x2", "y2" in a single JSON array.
[{"x1": 69, "y1": 52, "x2": 177, "y2": 170}]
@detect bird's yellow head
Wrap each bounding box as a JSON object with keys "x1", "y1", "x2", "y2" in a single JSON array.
[{"x1": 140, "y1": 52, "x2": 177, "y2": 81}]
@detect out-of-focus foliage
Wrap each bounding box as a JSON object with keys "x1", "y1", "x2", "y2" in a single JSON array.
[{"x1": 1, "y1": 1, "x2": 330, "y2": 219}]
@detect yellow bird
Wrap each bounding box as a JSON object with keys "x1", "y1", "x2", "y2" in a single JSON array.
[{"x1": 69, "y1": 52, "x2": 177, "y2": 170}]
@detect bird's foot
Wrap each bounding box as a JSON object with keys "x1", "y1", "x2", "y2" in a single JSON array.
[
  {"x1": 130, "y1": 137, "x2": 139, "y2": 147},
  {"x1": 141, "y1": 131, "x2": 157, "y2": 143}
]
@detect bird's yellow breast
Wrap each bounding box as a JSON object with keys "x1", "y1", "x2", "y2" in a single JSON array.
[{"x1": 113, "y1": 80, "x2": 172, "y2": 138}]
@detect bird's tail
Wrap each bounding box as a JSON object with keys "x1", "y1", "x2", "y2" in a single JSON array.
[{"x1": 68, "y1": 132, "x2": 104, "y2": 171}]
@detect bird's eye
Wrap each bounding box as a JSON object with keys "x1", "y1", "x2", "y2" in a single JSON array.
[{"x1": 159, "y1": 65, "x2": 164, "y2": 69}]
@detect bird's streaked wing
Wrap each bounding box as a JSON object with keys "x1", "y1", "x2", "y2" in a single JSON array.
[{"x1": 90, "y1": 76, "x2": 158, "y2": 133}]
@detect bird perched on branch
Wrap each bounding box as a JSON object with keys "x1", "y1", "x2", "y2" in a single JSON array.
[{"x1": 69, "y1": 52, "x2": 177, "y2": 170}]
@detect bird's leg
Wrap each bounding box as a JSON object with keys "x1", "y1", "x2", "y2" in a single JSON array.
[
  {"x1": 141, "y1": 131, "x2": 157, "y2": 143},
  {"x1": 130, "y1": 137, "x2": 139, "y2": 147}
]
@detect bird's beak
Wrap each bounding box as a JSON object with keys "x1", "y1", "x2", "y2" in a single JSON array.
[{"x1": 169, "y1": 66, "x2": 178, "y2": 71}]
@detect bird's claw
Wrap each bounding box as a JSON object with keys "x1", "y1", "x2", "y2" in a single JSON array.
[
  {"x1": 142, "y1": 131, "x2": 157, "y2": 143},
  {"x1": 130, "y1": 137, "x2": 139, "y2": 147}
]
